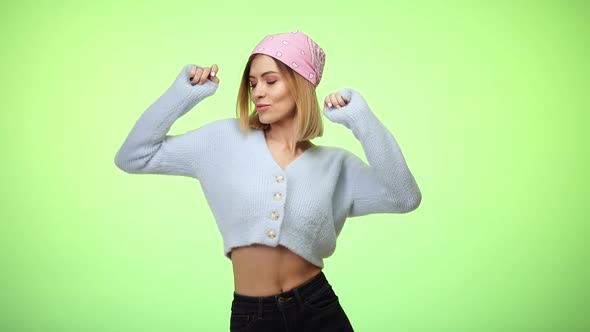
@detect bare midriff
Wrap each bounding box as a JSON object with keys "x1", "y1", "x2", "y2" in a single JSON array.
[{"x1": 230, "y1": 244, "x2": 322, "y2": 296}]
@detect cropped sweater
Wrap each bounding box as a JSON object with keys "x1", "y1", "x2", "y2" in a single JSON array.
[{"x1": 114, "y1": 64, "x2": 421, "y2": 268}]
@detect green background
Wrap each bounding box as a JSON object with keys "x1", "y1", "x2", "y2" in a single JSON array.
[{"x1": 1, "y1": 0, "x2": 588, "y2": 331}]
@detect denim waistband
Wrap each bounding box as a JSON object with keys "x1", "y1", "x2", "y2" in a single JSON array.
[{"x1": 232, "y1": 270, "x2": 329, "y2": 310}]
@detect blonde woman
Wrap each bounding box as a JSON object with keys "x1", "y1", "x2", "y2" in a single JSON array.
[{"x1": 114, "y1": 30, "x2": 421, "y2": 331}]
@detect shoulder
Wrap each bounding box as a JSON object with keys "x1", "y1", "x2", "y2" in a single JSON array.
[
  {"x1": 338, "y1": 148, "x2": 369, "y2": 175},
  {"x1": 202, "y1": 117, "x2": 238, "y2": 129},
  {"x1": 209, "y1": 118, "x2": 257, "y2": 135},
  {"x1": 314, "y1": 145, "x2": 365, "y2": 167},
  {"x1": 196, "y1": 118, "x2": 260, "y2": 145},
  {"x1": 195, "y1": 118, "x2": 241, "y2": 136},
  {"x1": 315, "y1": 144, "x2": 355, "y2": 158}
]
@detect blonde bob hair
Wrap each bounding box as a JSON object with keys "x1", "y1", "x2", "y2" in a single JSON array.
[{"x1": 236, "y1": 54, "x2": 323, "y2": 141}]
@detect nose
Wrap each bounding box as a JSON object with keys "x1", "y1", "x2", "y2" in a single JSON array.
[{"x1": 252, "y1": 84, "x2": 265, "y2": 99}]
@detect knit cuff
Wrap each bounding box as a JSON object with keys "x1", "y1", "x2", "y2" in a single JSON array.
[
  {"x1": 165, "y1": 64, "x2": 219, "y2": 115},
  {"x1": 322, "y1": 88, "x2": 381, "y2": 139}
]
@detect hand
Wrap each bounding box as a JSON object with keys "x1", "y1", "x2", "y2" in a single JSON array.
[
  {"x1": 189, "y1": 64, "x2": 220, "y2": 85},
  {"x1": 324, "y1": 92, "x2": 349, "y2": 109}
]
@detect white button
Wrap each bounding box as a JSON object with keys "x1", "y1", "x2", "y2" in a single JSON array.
[
  {"x1": 267, "y1": 230, "x2": 277, "y2": 239},
  {"x1": 271, "y1": 211, "x2": 280, "y2": 220},
  {"x1": 275, "y1": 175, "x2": 285, "y2": 183},
  {"x1": 273, "y1": 193, "x2": 282, "y2": 201}
]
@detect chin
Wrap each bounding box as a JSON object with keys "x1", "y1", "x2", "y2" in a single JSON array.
[{"x1": 258, "y1": 114, "x2": 275, "y2": 124}]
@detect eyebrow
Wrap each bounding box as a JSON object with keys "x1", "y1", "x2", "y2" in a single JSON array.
[{"x1": 248, "y1": 71, "x2": 279, "y2": 78}]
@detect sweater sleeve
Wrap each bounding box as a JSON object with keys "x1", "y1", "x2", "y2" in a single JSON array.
[
  {"x1": 322, "y1": 88, "x2": 422, "y2": 216},
  {"x1": 114, "y1": 64, "x2": 219, "y2": 178}
]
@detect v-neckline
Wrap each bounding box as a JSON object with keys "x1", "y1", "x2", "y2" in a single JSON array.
[{"x1": 258, "y1": 129, "x2": 317, "y2": 171}]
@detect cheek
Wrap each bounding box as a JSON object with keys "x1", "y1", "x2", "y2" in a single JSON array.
[
  {"x1": 275, "y1": 83, "x2": 291, "y2": 101},
  {"x1": 278, "y1": 89, "x2": 295, "y2": 105}
]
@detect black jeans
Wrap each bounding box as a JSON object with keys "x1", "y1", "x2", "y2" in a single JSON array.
[{"x1": 230, "y1": 271, "x2": 355, "y2": 331}]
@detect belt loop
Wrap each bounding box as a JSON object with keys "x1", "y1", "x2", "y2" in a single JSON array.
[{"x1": 258, "y1": 297, "x2": 263, "y2": 318}]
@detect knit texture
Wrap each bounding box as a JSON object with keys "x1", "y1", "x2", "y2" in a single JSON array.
[{"x1": 114, "y1": 64, "x2": 421, "y2": 268}]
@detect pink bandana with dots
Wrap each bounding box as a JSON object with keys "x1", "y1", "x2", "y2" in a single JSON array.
[{"x1": 251, "y1": 30, "x2": 326, "y2": 86}]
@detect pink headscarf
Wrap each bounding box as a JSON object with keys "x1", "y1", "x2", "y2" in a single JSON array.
[{"x1": 250, "y1": 30, "x2": 326, "y2": 86}]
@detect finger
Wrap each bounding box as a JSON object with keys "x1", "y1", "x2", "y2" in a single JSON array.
[
  {"x1": 326, "y1": 94, "x2": 334, "y2": 107},
  {"x1": 335, "y1": 94, "x2": 348, "y2": 107},
  {"x1": 331, "y1": 94, "x2": 345, "y2": 108},
  {"x1": 199, "y1": 67, "x2": 211, "y2": 84},
  {"x1": 210, "y1": 64, "x2": 220, "y2": 84},
  {"x1": 189, "y1": 65, "x2": 196, "y2": 80},
  {"x1": 329, "y1": 94, "x2": 340, "y2": 108},
  {"x1": 192, "y1": 67, "x2": 203, "y2": 84},
  {"x1": 210, "y1": 64, "x2": 219, "y2": 77}
]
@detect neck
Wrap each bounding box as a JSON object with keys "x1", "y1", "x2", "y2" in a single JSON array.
[{"x1": 264, "y1": 117, "x2": 310, "y2": 154}]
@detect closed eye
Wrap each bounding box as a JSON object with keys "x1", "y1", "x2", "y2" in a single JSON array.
[{"x1": 249, "y1": 81, "x2": 277, "y2": 88}]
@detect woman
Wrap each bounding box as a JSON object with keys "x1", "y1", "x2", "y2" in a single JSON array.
[{"x1": 114, "y1": 30, "x2": 421, "y2": 331}]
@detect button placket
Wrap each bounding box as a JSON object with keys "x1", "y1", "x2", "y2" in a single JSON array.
[{"x1": 266, "y1": 173, "x2": 286, "y2": 242}]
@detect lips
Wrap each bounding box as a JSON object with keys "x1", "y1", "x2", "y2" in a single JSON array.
[{"x1": 255, "y1": 104, "x2": 270, "y2": 111}]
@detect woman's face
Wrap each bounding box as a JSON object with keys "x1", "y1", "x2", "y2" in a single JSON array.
[{"x1": 249, "y1": 54, "x2": 296, "y2": 126}]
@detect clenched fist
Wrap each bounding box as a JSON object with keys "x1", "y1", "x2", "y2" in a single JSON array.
[
  {"x1": 324, "y1": 92, "x2": 349, "y2": 109},
  {"x1": 189, "y1": 64, "x2": 220, "y2": 85}
]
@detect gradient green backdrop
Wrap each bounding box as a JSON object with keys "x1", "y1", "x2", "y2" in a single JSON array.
[{"x1": 1, "y1": 0, "x2": 588, "y2": 331}]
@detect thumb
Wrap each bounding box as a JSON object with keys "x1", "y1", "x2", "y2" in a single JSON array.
[{"x1": 210, "y1": 64, "x2": 220, "y2": 84}]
